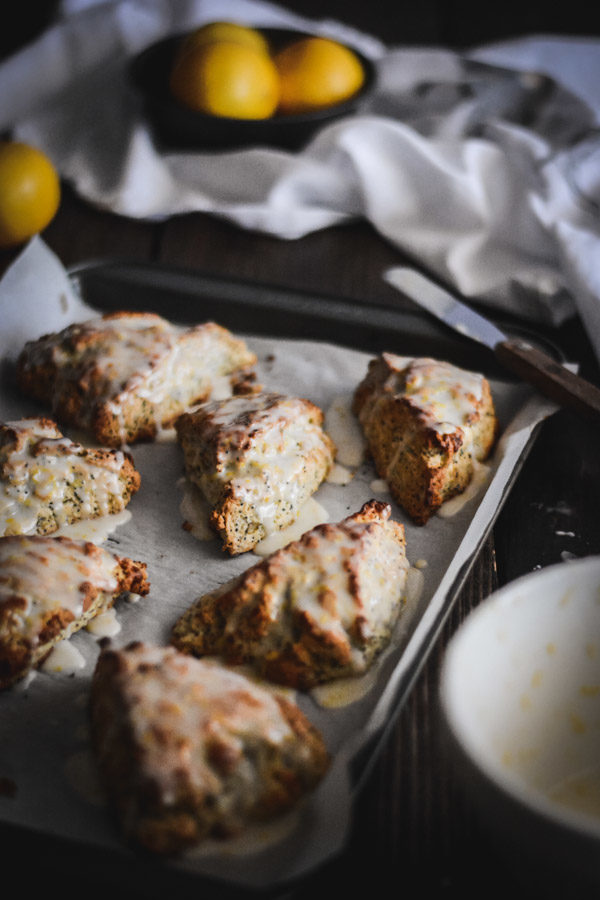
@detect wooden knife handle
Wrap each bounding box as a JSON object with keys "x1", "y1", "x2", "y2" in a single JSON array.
[{"x1": 495, "y1": 338, "x2": 600, "y2": 422}]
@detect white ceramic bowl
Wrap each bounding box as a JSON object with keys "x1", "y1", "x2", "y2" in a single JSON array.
[{"x1": 440, "y1": 556, "x2": 600, "y2": 889}]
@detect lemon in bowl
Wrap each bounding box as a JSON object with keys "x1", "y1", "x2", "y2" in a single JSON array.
[
  {"x1": 169, "y1": 40, "x2": 280, "y2": 120},
  {"x1": 274, "y1": 36, "x2": 365, "y2": 115},
  {"x1": 129, "y1": 27, "x2": 375, "y2": 150},
  {"x1": 174, "y1": 21, "x2": 270, "y2": 56}
]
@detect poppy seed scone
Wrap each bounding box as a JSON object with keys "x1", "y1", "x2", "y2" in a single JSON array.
[
  {"x1": 353, "y1": 353, "x2": 498, "y2": 525},
  {"x1": 15, "y1": 311, "x2": 258, "y2": 447},
  {"x1": 0, "y1": 535, "x2": 150, "y2": 689},
  {"x1": 90, "y1": 641, "x2": 330, "y2": 855},
  {"x1": 175, "y1": 392, "x2": 336, "y2": 555},
  {"x1": 0, "y1": 417, "x2": 141, "y2": 537},
  {"x1": 171, "y1": 500, "x2": 409, "y2": 689}
]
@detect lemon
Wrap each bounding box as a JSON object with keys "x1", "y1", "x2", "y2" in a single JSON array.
[
  {"x1": 0, "y1": 141, "x2": 61, "y2": 249},
  {"x1": 274, "y1": 37, "x2": 365, "y2": 115},
  {"x1": 169, "y1": 40, "x2": 280, "y2": 119},
  {"x1": 176, "y1": 21, "x2": 270, "y2": 56}
]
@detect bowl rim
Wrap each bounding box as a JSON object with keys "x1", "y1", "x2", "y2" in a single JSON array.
[
  {"x1": 128, "y1": 28, "x2": 377, "y2": 131},
  {"x1": 440, "y1": 554, "x2": 600, "y2": 842}
]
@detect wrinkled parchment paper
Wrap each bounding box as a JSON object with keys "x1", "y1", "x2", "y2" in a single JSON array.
[{"x1": 0, "y1": 239, "x2": 557, "y2": 891}]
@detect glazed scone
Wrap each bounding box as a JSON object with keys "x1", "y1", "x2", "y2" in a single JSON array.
[
  {"x1": 90, "y1": 641, "x2": 330, "y2": 855},
  {"x1": 0, "y1": 535, "x2": 150, "y2": 689},
  {"x1": 353, "y1": 353, "x2": 498, "y2": 524},
  {"x1": 175, "y1": 392, "x2": 336, "y2": 555},
  {"x1": 0, "y1": 417, "x2": 141, "y2": 537},
  {"x1": 171, "y1": 500, "x2": 409, "y2": 689},
  {"x1": 15, "y1": 311, "x2": 258, "y2": 446}
]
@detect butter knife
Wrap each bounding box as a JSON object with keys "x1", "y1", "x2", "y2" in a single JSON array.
[{"x1": 385, "y1": 266, "x2": 600, "y2": 422}]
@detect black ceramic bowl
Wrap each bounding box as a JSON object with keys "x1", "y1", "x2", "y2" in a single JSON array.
[{"x1": 129, "y1": 29, "x2": 376, "y2": 151}]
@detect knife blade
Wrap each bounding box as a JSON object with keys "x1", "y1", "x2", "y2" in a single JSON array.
[{"x1": 384, "y1": 266, "x2": 600, "y2": 422}]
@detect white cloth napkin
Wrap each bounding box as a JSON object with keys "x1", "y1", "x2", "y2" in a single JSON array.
[{"x1": 3, "y1": 0, "x2": 600, "y2": 363}]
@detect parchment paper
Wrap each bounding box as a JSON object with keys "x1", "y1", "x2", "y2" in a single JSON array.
[{"x1": 0, "y1": 239, "x2": 558, "y2": 891}]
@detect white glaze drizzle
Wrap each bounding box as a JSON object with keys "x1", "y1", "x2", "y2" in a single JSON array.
[
  {"x1": 373, "y1": 355, "x2": 489, "y2": 494},
  {"x1": 326, "y1": 463, "x2": 354, "y2": 485},
  {"x1": 388, "y1": 355, "x2": 484, "y2": 435},
  {"x1": 369, "y1": 478, "x2": 390, "y2": 494},
  {"x1": 25, "y1": 314, "x2": 253, "y2": 444},
  {"x1": 0, "y1": 534, "x2": 119, "y2": 646},
  {"x1": 311, "y1": 666, "x2": 379, "y2": 708},
  {"x1": 312, "y1": 560, "x2": 424, "y2": 709},
  {"x1": 252, "y1": 497, "x2": 330, "y2": 556},
  {"x1": 120, "y1": 646, "x2": 297, "y2": 804},
  {"x1": 253, "y1": 506, "x2": 409, "y2": 673},
  {"x1": 324, "y1": 394, "x2": 366, "y2": 467},
  {"x1": 198, "y1": 394, "x2": 334, "y2": 537},
  {"x1": 40, "y1": 639, "x2": 86, "y2": 674},
  {"x1": 86, "y1": 607, "x2": 121, "y2": 638},
  {"x1": 0, "y1": 419, "x2": 129, "y2": 536},
  {"x1": 56, "y1": 509, "x2": 132, "y2": 544}
]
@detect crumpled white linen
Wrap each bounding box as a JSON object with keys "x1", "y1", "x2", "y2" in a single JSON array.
[{"x1": 3, "y1": 0, "x2": 600, "y2": 362}]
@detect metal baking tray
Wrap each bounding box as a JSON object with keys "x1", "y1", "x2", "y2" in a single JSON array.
[
  {"x1": 0, "y1": 259, "x2": 559, "y2": 898},
  {"x1": 68, "y1": 259, "x2": 562, "y2": 788},
  {"x1": 68, "y1": 258, "x2": 563, "y2": 375}
]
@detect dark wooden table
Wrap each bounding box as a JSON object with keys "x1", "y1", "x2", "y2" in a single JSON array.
[
  {"x1": 3, "y1": 5, "x2": 600, "y2": 896},
  {"x1": 1, "y1": 180, "x2": 598, "y2": 900}
]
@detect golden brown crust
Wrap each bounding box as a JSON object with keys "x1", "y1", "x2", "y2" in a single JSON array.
[
  {"x1": 175, "y1": 392, "x2": 336, "y2": 555},
  {"x1": 16, "y1": 313, "x2": 258, "y2": 447},
  {"x1": 114, "y1": 555, "x2": 151, "y2": 597},
  {"x1": 171, "y1": 500, "x2": 409, "y2": 690},
  {"x1": 0, "y1": 535, "x2": 150, "y2": 689},
  {"x1": 90, "y1": 642, "x2": 329, "y2": 855},
  {"x1": 353, "y1": 354, "x2": 498, "y2": 524}
]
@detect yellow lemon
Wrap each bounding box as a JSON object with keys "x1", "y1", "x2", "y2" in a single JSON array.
[
  {"x1": 274, "y1": 37, "x2": 365, "y2": 115},
  {"x1": 176, "y1": 21, "x2": 270, "y2": 56},
  {"x1": 0, "y1": 141, "x2": 61, "y2": 249},
  {"x1": 169, "y1": 40, "x2": 280, "y2": 119}
]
